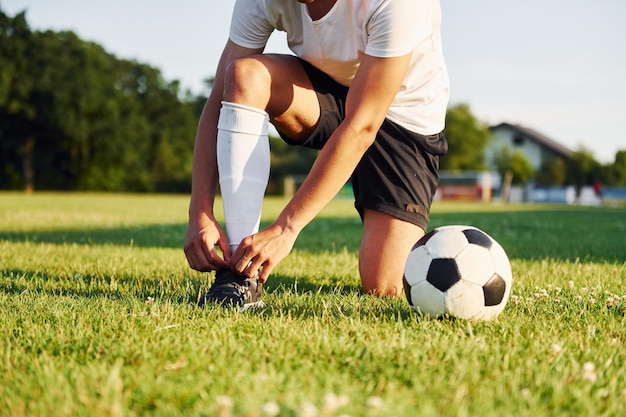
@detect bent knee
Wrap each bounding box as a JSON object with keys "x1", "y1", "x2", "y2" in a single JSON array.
[
  {"x1": 360, "y1": 271, "x2": 404, "y2": 298},
  {"x1": 223, "y1": 57, "x2": 271, "y2": 104}
]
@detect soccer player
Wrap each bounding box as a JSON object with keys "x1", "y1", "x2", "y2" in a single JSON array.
[{"x1": 184, "y1": 0, "x2": 449, "y2": 308}]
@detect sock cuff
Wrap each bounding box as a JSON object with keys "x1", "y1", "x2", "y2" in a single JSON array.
[{"x1": 218, "y1": 101, "x2": 269, "y2": 136}]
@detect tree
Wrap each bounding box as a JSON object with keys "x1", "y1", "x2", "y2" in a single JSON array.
[
  {"x1": 441, "y1": 103, "x2": 491, "y2": 171},
  {"x1": 535, "y1": 157, "x2": 566, "y2": 185},
  {"x1": 494, "y1": 147, "x2": 535, "y2": 185},
  {"x1": 0, "y1": 10, "x2": 38, "y2": 191},
  {"x1": 0, "y1": 8, "x2": 198, "y2": 192},
  {"x1": 602, "y1": 150, "x2": 626, "y2": 186},
  {"x1": 268, "y1": 136, "x2": 318, "y2": 194},
  {"x1": 565, "y1": 148, "x2": 601, "y2": 186}
]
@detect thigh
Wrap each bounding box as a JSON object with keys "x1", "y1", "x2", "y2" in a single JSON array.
[
  {"x1": 224, "y1": 54, "x2": 321, "y2": 141},
  {"x1": 277, "y1": 58, "x2": 349, "y2": 150},
  {"x1": 351, "y1": 120, "x2": 446, "y2": 231}
]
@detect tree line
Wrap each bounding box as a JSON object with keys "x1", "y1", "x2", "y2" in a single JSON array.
[
  {"x1": 0, "y1": 9, "x2": 323, "y2": 194},
  {"x1": 1, "y1": 9, "x2": 624, "y2": 194},
  {"x1": 1, "y1": 10, "x2": 200, "y2": 192}
]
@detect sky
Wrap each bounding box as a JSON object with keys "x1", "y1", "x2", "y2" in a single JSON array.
[{"x1": 1, "y1": 0, "x2": 625, "y2": 163}]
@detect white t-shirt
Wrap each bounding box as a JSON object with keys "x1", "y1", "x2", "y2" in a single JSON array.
[{"x1": 229, "y1": 0, "x2": 450, "y2": 135}]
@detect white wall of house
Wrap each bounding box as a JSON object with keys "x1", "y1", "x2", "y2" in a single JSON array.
[{"x1": 486, "y1": 126, "x2": 546, "y2": 171}]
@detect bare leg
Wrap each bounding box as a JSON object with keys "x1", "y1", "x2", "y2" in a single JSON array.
[{"x1": 359, "y1": 209, "x2": 425, "y2": 297}]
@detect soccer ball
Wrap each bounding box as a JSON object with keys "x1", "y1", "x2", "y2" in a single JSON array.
[{"x1": 403, "y1": 225, "x2": 513, "y2": 320}]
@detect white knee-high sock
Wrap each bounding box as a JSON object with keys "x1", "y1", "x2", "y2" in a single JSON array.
[{"x1": 216, "y1": 101, "x2": 270, "y2": 253}]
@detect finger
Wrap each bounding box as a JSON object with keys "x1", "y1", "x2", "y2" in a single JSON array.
[
  {"x1": 185, "y1": 250, "x2": 211, "y2": 272},
  {"x1": 192, "y1": 253, "x2": 218, "y2": 272},
  {"x1": 246, "y1": 253, "x2": 266, "y2": 278},
  {"x1": 208, "y1": 247, "x2": 229, "y2": 270},
  {"x1": 197, "y1": 233, "x2": 229, "y2": 270},
  {"x1": 230, "y1": 244, "x2": 249, "y2": 273},
  {"x1": 186, "y1": 239, "x2": 225, "y2": 272},
  {"x1": 233, "y1": 256, "x2": 250, "y2": 275},
  {"x1": 184, "y1": 247, "x2": 198, "y2": 269},
  {"x1": 258, "y1": 262, "x2": 273, "y2": 283},
  {"x1": 184, "y1": 243, "x2": 205, "y2": 270},
  {"x1": 217, "y1": 235, "x2": 232, "y2": 264}
]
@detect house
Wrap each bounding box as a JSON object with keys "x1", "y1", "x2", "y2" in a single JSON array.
[
  {"x1": 486, "y1": 125, "x2": 624, "y2": 205},
  {"x1": 485, "y1": 122, "x2": 573, "y2": 172},
  {"x1": 437, "y1": 122, "x2": 592, "y2": 203},
  {"x1": 481, "y1": 123, "x2": 575, "y2": 202}
]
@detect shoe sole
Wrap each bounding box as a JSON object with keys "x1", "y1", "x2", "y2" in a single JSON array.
[{"x1": 241, "y1": 300, "x2": 265, "y2": 311}]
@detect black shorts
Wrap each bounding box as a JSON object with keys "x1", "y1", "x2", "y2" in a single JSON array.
[{"x1": 277, "y1": 58, "x2": 448, "y2": 231}]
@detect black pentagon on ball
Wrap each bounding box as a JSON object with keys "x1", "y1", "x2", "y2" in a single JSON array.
[
  {"x1": 462, "y1": 228, "x2": 493, "y2": 249},
  {"x1": 413, "y1": 229, "x2": 438, "y2": 250},
  {"x1": 402, "y1": 276, "x2": 413, "y2": 305},
  {"x1": 483, "y1": 273, "x2": 507, "y2": 306},
  {"x1": 426, "y1": 258, "x2": 461, "y2": 292}
]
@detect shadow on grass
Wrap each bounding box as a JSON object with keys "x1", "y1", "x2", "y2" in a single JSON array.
[
  {"x1": 0, "y1": 267, "x2": 206, "y2": 305},
  {"x1": 0, "y1": 267, "x2": 418, "y2": 321},
  {"x1": 0, "y1": 218, "x2": 362, "y2": 253},
  {"x1": 0, "y1": 268, "x2": 365, "y2": 309},
  {"x1": 267, "y1": 273, "x2": 362, "y2": 296},
  {"x1": 1, "y1": 209, "x2": 624, "y2": 262},
  {"x1": 259, "y1": 273, "x2": 416, "y2": 320},
  {"x1": 428, "y1": 209, "x2": 626, "y2": 263},
  {"x1": 0, "y1": 223, "x2": 188, "y2": 249}
]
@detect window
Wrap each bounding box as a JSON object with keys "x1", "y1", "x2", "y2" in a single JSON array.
[{"x1": 513, "y1": 135, "x2": 525, "y2": 146}]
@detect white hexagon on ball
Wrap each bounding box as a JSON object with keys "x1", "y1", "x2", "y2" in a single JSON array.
[
  {"x1": 404, "y1": 245, "x2": 432, "y2": 287},
  {"x1": 455, "y1": 244, "x2": 495, "y2": 286},
  {"x1": 423, "y1": 227, "x2": 469, "y2": 259},
  {"x1": 445, "y1": 280, "x2": 484, "y2": 319},
  {"x1": 408, "y1": 280, "x2": 446, "y2": 317}
]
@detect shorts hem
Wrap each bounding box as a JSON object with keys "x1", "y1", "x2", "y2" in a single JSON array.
[{"x1": 355, "y1": 201, "x2": 429, "y2": 232}]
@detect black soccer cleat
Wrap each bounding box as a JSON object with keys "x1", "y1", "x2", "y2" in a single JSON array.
[{"x1": 198, "y1": 269, "x2": 264, "y2": 310}]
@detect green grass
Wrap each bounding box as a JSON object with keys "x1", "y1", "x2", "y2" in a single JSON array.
[{"x1": 1, "y1": 193, "x2": 625, "y2": 417}]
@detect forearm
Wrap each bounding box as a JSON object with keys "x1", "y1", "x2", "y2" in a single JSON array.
[
  {"x1": 188, "y1": 41, "x2": 265, "y2": 221},
  {"x1": 276, "y1": 122, "x2": 375, "y2": 234},
  {"x1": 273, "y1": 57, "x2": 409, "y2": 236},
  {"x1": 188, "y1": 97, "x2": 222, "y2": 219},
  {"x1": 273, "y1": 53, "x2": 412, "y2": 234}
]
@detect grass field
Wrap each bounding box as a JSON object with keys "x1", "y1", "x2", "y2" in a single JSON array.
[{"x1": 1, "y1": 193, "x2": 625, "y2": 417}]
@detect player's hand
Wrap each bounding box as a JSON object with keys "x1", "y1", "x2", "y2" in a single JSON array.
[
  {"x1": 230, "y1": 223, "x2": 298, "y2": 283},
  {"x1": 184, "y1": 214, "x2": 231, "y2": 272}
]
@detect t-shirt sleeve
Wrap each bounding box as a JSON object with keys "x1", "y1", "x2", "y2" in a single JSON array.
[
  {"x1": 365, "y1": 0, "x2": 433, "y2": 58},
  {"x1": 229, "y1": 0, "x2": 275, "y2": 49}
]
